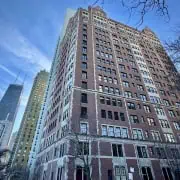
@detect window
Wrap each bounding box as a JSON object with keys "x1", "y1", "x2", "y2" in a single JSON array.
[
  {"x1": 101, "y1": 110, "x2": 106, "y2": 118},
  {"x1": 108, "y1": 126, "x2": 114, "y2": 137},
  {"x1": 124, "y1": 91, "x2": 132, "y2": 98},
  {"x1": 151, "y1": 131, "x2": 161, "y2": 141},
  {"x1": 119, "y1": 64, "x2": 125, "y2": 70},
  {"x1": 104, "y1": 76, "x2": 108, "y2": 82},
  {"x1": 132, "y1": 129, "x2": 143, "y2": 140},
  {"x1": 100, "y1": 96, "x2": 105, "y2": 104},
  {"x1": 82, "y1": 54, "x2": 87, "y2": 60},
  {"x1": 104, "y1": 86, "x2": 109, "y2": 93},
  {"x1": 123, "y1": 81, "x2": 129, "y2": 87},
  {"x1": 108, "y1": 77, "x2": 113, "y2": 83},
  {"x1": 108, "y1": 111, "x2": 113, "y2": 119},
  {"x1": 81, "y1": 62, "x2": 87, "y2": 69},
  {"x1": 115, "y1": 166, "x2": 127, "y2": 180},
  {"x1": 57, "y1": 167, "x2": 63, "y2": 180},
  {"x1": 171, "y1": 148, "x2": 180, "y2": 159},
  {"x1": 82, "y1": 47, "x2": 87, "y2": 53},
  {"x1": 102, "y1": 125, "x2": 108, "y2": 136},
  {"x1": 130, "y1": 115, "x2": 139, "y2": 123},
  {"x1": 81, "y1": 93, "x2": 88, "y2": 103},
  {"x1": 114, "y1": 78, "x2": 118, "y2": 84},
  {"x1": 127, "y1": 102, "x2": 136, "y2": 109},
  {"x1": 99, "y1": 85, "x2": 103, "y2": 92},
  {"x1": 121, "y1": 72, "x2": 128, "y2": 78},
  {"x1": 80, "y1": 123, "x2": 88, "y2": 134},
  {"x1": 112, "y1": 144, "x2": 123, "y2": 157},
  {"x1": 144, "y1": 105, "x2": 151, "y2": 113},
  {"x1": 114, "y1": 127, "x2": 121, "y2": 137},
  {"x1": 81, "y1": 81, "x2": 87, "y2": 89},
  {"x1": 147, "y1": 118, "x2": 156, "y2": 126},
  {"x1": 114, "y1": 112, "x2": 119, "y2": 120},
  {"x1": 80, "y1": 107, "x2": 87, "y2": 118},
  {"x1": 164, "y1": 133, "x2": 175, "y2": 142},
  {"x1": 168, "y1": 110, "x2": 176, "y2": 118},
  {"x1": 120, "y1": 113, "x2": 125, "y2": 121},
  {"x1": 141, "y1": 167, "x2": 153, "y2": 180},
  {"x1": 121, "y1": 128, "x2": 128, "y2": 138},
  {"x1": 112, "y1": 99, "x2": 117, "y2": 106},
  {"x1": 109, "y1": 87, "x2": 114, "y2": 94},
  {"x1": 154, "y1": 107, "x2": 165, "y2": 116},
  {"x1": 150, "y1": 96, "x2": 161, "y2": 104},
  {"x1": 82, "y1": 71, "x2": 87, "y2": 79},
  {"x1": 163, "y1": 99, "x2": 170, "y2": 106},
  {"x1": 137, "y1": 84, "x2": 144, "y2": 91},
  {"x1": 162, "y1": 167, "x2": 173, "y2": 180},
  {"x1": 76, "y1": 166, "x2": 87, "y2": 180},
  {"x1": 140, "y1": 94, "x2": 147, "y2": 101},
  {"x1": 173, "y1": 122, "x2": 180, "y2": 130},
  {"x1": 98, "y1": 75, "x2": 102, "y2": 81},
  {"x1": 155, "y1": 147, "x2": 166, "y2": 159},
  {"x1": 106, "y1": 97, "x2": 111, "y2": 105},
  {"x1": 115, "y1": 88, "x2": 120, "y2": 95},
  {"x1": 137, "y1": 146, "x2": 148, "y2": 158},
  {"x1": 117, "y1": 100, "x2": 122, "y2": 107},
  {"x1": 159, "y1": 119, "x2": 170, "y2": 128},
  {"x1": 108, "y1": 170, "x2": 113, "y2": 180}
]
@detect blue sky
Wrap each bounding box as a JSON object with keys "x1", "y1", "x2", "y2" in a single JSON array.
[{"x1": 0, "y1": 0, "x2": 179, "y2": 132}]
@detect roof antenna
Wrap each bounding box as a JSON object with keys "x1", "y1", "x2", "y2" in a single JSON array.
[{"x1": 14, "y1": 71, "x2": 21, "y2": 84}]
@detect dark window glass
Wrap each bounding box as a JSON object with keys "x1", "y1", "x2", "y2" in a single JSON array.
[
  {"x1": 114, "y1": 112, "x2": 119, "y2": 120},
  {"x1": 108, "y1": 111, "x2": 113, "y2": 119},
  {"x1": 101, "y1": 110, "x2": 106, "y2": 118},
  {"x1": 112, "y1": 144, "x2": 123, "y2": 157},
  {"x1": 81, "y1": 93, "x2": 88, "y2": 103},
  {"x1": 108, "y1": 170, "x2": 113, "y2": 180},
  {"x1": 100, "y1": 96, "x2": 105, "y2": 104},
  {"x1": 162, "y1": 168, "x2": 169, "y2": 180},
  {"x1": 112, "y1": 99, "x2": 117, "y2": 106},
  {"x1": 81, "y1": 62, "x2": 87, "y2": 69},
  {"x1": 147, "y1": 167, "x2": 153, "y2": 180},
  {"x1": 117, "y1": 100, "x2": 122, "y2": 107},
  {"x1": 82, "y1": 71, "x2": 87, "y2": 79},
  {"x1": 120, "y1": 113, "x2": 125, "y2": 121},
  {"x1": 137, "y1": 146, "x2": 147, "y2": 158},
  {"x1": 80, "y1": 107, "x2": 87, "y2": 118},
  {"x1": 81, "y1": 81, "x2": 87, "y2": 89},
  {"x1": 167, "y1": 168, "x2": 173, "y2": 180},
  {"x1": 106, "y1": 97, "x2": 111, "y2": 105},
  {"x1": 112, "y1": 144, "x2": 118, "y2": 156},
  {"x1": 76, "y1": 167, "x2": 82, "y2": 180}
]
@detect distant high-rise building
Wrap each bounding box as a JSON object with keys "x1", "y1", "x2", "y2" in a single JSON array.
[
  {"x1": 11, "y1": 70, "x2": 49, "y2": 167},
  {"x1": 0, "y1": 84, "x2": 23, "y2": 148},
  {"x1": 33, "y1": 6, "x2": 180, "y2": 180}
]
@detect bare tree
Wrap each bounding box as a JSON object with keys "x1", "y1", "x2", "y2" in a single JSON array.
[
  {"x1": 92, "y1": 0, "x2": 169, "y2": 26},
  {"x1": 165, "y1": 27, "x2": 180, "y2": 68},
  {"x1": 68, "y1": 133, "x2": 97, "y2": 180},
  {"x1": 153, "y1": 141, "x2": 180, "y2": 180},
  {"x1": 0, "y1": 148, "x2": 29, "y2": 180}
]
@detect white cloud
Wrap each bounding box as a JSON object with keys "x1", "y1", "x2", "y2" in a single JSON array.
[
  {"x1": 0, "y1": 19, "x2": 51, "y2": 71},
  {"x1": 0, "y1": 64, "x2": 17, "y2": 78}
]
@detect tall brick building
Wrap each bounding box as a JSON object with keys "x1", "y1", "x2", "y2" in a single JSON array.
[{"x1": 33, "y1": 6, "x2": 180, "y2": 180}]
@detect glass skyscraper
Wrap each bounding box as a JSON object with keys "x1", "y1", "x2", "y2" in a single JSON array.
[{"x1": 0, "y1": 84, "x2": 23, "y2": 148}]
